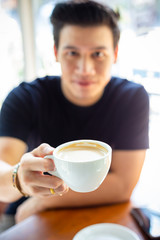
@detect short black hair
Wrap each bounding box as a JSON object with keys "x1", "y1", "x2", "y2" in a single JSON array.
[{"x1": 50, "y1": 0, "x2": 120, "y2": 49}]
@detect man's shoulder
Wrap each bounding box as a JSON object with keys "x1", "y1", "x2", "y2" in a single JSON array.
[
  {"x1": 110, "y1": 76, "x2": 148, "y2": 97},
  {"x1": 3, "y1": 76, "x2": 61, "y2": 109},
  {"x1": 20, "y1": 75, "x2": 60, "y2": 89},
  {"x1": 10, "y1": 76, "x2": 60, "y2": 97},
  {"x1": 111, "y1": 76, "x2": 142, "y2": 89},
  {"x1": 107, "y1": 77, "x2": 149, "y2": 111}
]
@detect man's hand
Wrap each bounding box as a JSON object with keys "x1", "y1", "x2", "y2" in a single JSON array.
[{"x1": 18, "y1": 143, "x2": 69, "y2": 197}]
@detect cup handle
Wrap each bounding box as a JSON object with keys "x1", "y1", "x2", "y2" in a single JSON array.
[{"x1": 44, "y1": 155, "x2": 61, "y2": 178}]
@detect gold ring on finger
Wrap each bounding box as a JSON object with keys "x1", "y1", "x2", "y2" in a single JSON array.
[{"x1": 50, "y1": 188, "x2": 55, "y2": 194}]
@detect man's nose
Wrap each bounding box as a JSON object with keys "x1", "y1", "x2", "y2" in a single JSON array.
[{"x1": 76, "y1": 56, "x2": 95, "y2": 75}]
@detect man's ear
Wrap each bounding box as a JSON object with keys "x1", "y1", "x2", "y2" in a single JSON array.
[
  {"x1": 54, "y1": 44, "x2": 58, "y2": 61},
  {"x1": 113, "y1": 45, "x2": 118, "y2": 63}
]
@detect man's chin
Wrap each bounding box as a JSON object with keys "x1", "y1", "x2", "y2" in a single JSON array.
[{"x1": 72, "y1": 93, "x2": 100, "y2": 106}]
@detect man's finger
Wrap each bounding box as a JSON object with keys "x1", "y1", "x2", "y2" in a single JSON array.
[{"x1": 32, "y1": 143, "x2": 54, "y2": 157}]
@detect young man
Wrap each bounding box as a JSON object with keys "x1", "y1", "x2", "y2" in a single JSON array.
[{"x1": 0, "y1": 1, "x2": 149, "y2": 224}]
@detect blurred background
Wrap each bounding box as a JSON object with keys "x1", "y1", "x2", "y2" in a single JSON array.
[{"x1": 0, "y1": 0, "x2": 160, "y2": 207}]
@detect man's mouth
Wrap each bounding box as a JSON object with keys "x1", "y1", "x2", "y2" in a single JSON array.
[{"x1": 73, "y1": 80, "x2": 95, "y2": 87}]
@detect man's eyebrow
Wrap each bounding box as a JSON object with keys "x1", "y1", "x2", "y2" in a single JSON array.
[
  {"x1": 63, "y1": 46, "x2": 108, "y2": 50},
  {"x1": 63, "y1": 46, "x2": 79, "y2": 50},
  {"x1": 91, "y1": 46, "x2": 108, "y2": 50}
]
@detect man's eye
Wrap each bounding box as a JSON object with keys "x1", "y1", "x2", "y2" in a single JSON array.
[
  {"x1": 92, "y1": 52, "x2": 104, "y2": 58},
  {"x1": 68, "y1": 51, "x2": 78, "y2": 56}
]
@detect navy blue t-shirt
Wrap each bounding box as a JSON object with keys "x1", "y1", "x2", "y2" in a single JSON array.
[
  {"x1": 0, "y1": 76, "x2": 149, "y2": 150},
  {"x1": 0, "y1": 76, "x2": 149, "y2": 214}
]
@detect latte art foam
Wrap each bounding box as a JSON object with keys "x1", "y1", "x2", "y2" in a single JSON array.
[{"x1": 57, "y1": 146, "x2": 107, "y2": 162}]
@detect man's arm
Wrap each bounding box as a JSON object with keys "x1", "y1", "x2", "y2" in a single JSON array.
[
  {"x1": 15, "y1": 149, "x2": 146, "y2": 223},
  {"x1": 1, "y1": 138, "x2": 145, "y2": 222},
  {"x1": 0, "y1": 137, "x2": 27, "y2": 202},
  {"x1": 37, "y1": 149, "x2": 146, "y2": 208},
  {"x1": 16, "y1": 150, "x2": 146, "y2": 222},
  {"x1": 0, "y1": 137, "x2": 68, "y2": 202}
]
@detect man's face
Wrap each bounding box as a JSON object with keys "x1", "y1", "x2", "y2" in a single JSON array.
[{"x1": 54, "y1": 25, "x2": 118, "y2": 106}]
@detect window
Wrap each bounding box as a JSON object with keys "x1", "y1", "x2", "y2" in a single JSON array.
[
  {"x1": 0, "y1": 0, "x2": 24, "y2": 105},
  {"x1": 34, "y1": 1, "x2": 61, "y2": 77}
]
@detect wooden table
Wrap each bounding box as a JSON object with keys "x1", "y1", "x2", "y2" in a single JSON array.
[{"x1": 0, "y1": 201, "x2": 147, "y2": 240}]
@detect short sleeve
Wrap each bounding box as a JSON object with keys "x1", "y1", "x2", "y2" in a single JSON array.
[
  {"x1": 113, "y1": 86, "x2": 149, "y2": 150},
  {"x1": 0, "y1": 85, "x2": 33, "y2": 142}
]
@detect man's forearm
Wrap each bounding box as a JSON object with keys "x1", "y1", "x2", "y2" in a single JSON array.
[
  {"x1": 40, "y1": 172, "x2": 131, "y2": 210},
  {"x1": 0, "y1": 161, "x2": 22, "y2": 202}
]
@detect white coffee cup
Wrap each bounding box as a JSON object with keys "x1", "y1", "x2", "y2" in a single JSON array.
[{"x1": 46, "y1": 139, "x2": 112, "y2": 193}]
